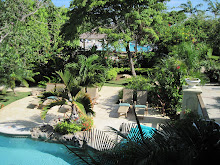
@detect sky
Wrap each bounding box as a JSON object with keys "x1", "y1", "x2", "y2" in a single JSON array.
[{"x1": 52, "y1": 0, "x2": 209, "y2": 11}]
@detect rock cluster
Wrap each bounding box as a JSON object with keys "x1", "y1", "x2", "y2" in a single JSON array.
[{"x1": 30, "y1": 125, "x2": 84, "y2": 147}]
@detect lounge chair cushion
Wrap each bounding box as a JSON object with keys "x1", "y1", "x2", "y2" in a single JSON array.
[
  {"x1": 47, "y1": 96, "x2": 59, "y2": 100},
  {"x1": 135, "y1": 105, "x2": 147, "y2": 108},
  {"x1": 119, "y1": 103, "x2": 130, "y2": 107},
  {"x1": 127, "y1": 125, "x2": 155, "y2": 140}
]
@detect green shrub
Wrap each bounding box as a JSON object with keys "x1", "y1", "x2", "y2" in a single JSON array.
[
  {"x1": 113, "y1": 67, "x2": 153, "y2": 76},
  {"x1": 106, "y1": 68, "x2": 118, "y2": 80},
  {"x1": 148, "y1": 56, "x2": 187, "y2": 115},
  {"x1": 118, "y1": 89, "x2": 123, "y2": 100},
  {"x1": 54, "y1": 121, "x2": 81, "y2": 135},
  {"x1": 126, "y1": 75, "x2": 152, "y2": 91}
]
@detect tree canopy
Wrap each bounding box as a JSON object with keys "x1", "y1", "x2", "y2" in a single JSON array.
[
  {"x1": 63, "y1": 0, "x2": 168, "y2": 76},
  {"x1": 0, "y1": 0, "x2": 68, "y2": 90}
]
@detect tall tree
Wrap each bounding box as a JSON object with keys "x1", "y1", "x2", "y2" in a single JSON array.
[
  {"x1": 179, "y1": 0, "x2": 203, "y2": 16},
  {"x1": 63, "y1": 0, "x2": 167, "y2": 76},
  {"x1": 0, "y1": 0, "x2": 67, "y2": 90},
  {"x1": 204, "y1": 0, "x2": 220, "y2": 18}
]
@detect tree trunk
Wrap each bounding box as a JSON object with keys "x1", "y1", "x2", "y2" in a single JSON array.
[
  {"x1": 12, "y1": 88, "x2": 17, "y2": 95},
  {"x1": 126, "y1": 42, "x2": 137, "y2": 77},
  {"x1": 70, "y1": 103, "x2": 77, "y2": 120}
]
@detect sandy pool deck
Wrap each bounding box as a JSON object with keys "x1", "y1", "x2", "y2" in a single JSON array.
[{"x1": 0, "y1": 86, "x2": 169, "y2": 135}]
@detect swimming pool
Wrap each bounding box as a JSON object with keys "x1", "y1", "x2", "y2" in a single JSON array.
[
  {"x1": 94, "y1": 41, "x2": 151, "y2": 52},
  {"x1": 118, "y1": 42, "x2": 150, "y2": 52},
  {"x1": 0, "y1": 135, "x2": 79, "y2": 165}
]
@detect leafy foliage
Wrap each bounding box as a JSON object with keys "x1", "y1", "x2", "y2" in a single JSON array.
[
  {"x1": 54, "y1": 121, "x2": 81, "y2": 135},
  {"x1": 0, "y1": 0, "x2": 68, "y2": 89},
  {"x1": 106, "y1": 68, "x2": 118, "y2": 81},
  {"x1": 41, "y1": 99, "x2": 66, "y2": 120},
  {"x1": 126, "y1": 75, "x2": 151, "y2": 91},
  {"x1": 79, "y1": 114, "x2": 93, "y2": 131},
  {"x1": 204, "y1": 0, "x2": 220, "y2": 18},
  {"x1": 75, "y1": 94, "x2": 94, "y2": 116},
  {"x1": 178, "y1": 0, "x2": 204, "y2": 16},
  {"x1": 148, "y1": 56, "x2": 187, "y2": 114},
  {"x1": 66, "y1": 54, "x2": 107, "y2": 87},
  {"x1": 64, "y1": 0, "x2": 167, "y2": 76}
]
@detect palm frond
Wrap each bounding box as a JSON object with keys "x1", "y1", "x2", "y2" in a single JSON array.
[{"x1": 76, "y1": 93, "x2": 95, "y2": 115}]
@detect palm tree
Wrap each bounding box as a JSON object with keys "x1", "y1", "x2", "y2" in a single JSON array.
[
  {"x1": 56, "y1": 69, "x2": 94, "y2": 118},
  {"x1": 204, "y1": 0, "x2": 220, "y2": 18},
  {"x1": 0, "y1": 67, "x2": 35, "y2": 94},
  {"x1": 179, "y1": 0, "x2": 203, "y2": 16},
  {"x1": 40, "y1": 69, "x2": 94, "y2": 121},
  {"x1": 66, "y1": 54, "x2": 106, "y2": 90}
]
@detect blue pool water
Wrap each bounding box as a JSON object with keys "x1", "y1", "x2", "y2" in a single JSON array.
[
  {"x1": 118, "y1": 43, "x2": 150, "y2": 52},
  {"x1": 97, "y1": 42, "x2": 151, "y2": 52},
  {"x1": 0, "y1": 135, "x2": 78, "y2": 165}
]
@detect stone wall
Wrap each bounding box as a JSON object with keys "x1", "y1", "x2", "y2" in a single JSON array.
[{"x1": 30, "y1": 125, "x2": 84, "y2": 147}]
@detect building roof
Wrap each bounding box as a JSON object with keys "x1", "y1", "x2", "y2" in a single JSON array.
[{"x1": 80, "y1": 33, "x2": 107, "y2": 40}]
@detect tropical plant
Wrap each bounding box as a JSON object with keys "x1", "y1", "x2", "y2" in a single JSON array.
[
  {"x1": 179, "y1": 0, "x2": 203, "y2": 16},
  {"x1": 64, "y1": 110, "x2": 220, "y2": 165},
  {"x1": 204, "y1": 0, "x2": 220, "y2": 18},
  {"x1": 148, "y1": 56, "x2": 188, "y2": 115},
  {"x1": 65, "y1": 54, "x2": 107, "y2": 88},
  {"x1": 41, "y1": 99, "x2": 67, "y2": 120},
  {"x1": 126, "y1": 75, "x2": 152, "y2": 91},
  {"x1": 106, "y1": 68, "x2": 118, "y2": 81},
  {"x1": 79, "y1": 114, "x2": 93, "y2": 131},
  {"x1": 207, "y1": 18, "x2": 220, "y2": 56},
  {"x1": 54, "y1": 121, "x2": 81, "y2": 135},
  {"x1": 0, "y1": 0, "x2": 68, "y2": 90},
  {"x1": 40, "y1": 68, "x2": 94, "y2": 125},
  {"x1": 0, "y1": 66, "x2": 36, "y2": 94}
]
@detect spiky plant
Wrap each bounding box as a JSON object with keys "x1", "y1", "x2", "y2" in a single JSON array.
[{"x1": 40, "y1": 69, "x2": 95, "y2": 121}]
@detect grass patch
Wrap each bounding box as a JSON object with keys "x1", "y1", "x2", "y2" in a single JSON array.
[
  {"x1": 0, "y1": 91, "x2": 31, "y2": 107},
  {"x1": 210, "y1": 55, "x2": 220, "y2": 60},
  {"x1": 104, "y1": 78, "x2": 128, "y2": 87}
]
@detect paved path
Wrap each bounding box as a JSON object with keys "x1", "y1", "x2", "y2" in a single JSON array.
[
  {"x1": 0, "y1": 88, "x2": 63, "y2": 135},
  {"x1": 93, "y1": 86, "x2": 168, "y2": 131},
  {"x1": 2, "y1": 85, "x2": 218, "y2": 135},
  {"x1": 201, "y1": 85, "x2": 220, "y2": 123},
  {"x1": 0, "y1": 86, "x2": 170, "y2": 135}
]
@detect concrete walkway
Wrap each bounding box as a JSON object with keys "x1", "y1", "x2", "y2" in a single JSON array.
[
  {"x1": 0, "y1": 87, "x2": 63, "y2": 135},
  {"x1": 93, "y1": 86, "x2": 168, "y2": 131},
  {"x1": 201, "y1": 85, "x2": 220, "y2": 123},
  {"x1": 1, "y1": 85, "x2": 218, "y2": 135},
  {"x1": 0, "y1": 86, "x2": 168, "y2": 135}
]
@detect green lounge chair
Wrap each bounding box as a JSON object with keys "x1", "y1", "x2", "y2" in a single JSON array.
[
  {"x1": 46, "y1": 83, "x2": 55, "y2": 92},
  {"x1": 55, "y1": 83, "x2": 66, "y2": 92},
  {"x1": 118, "y1": 89, "x2": 133, "y2": 118},
  {"x1": 86, "y1": 87, "x2": 99, "y2": 105},
  {"x1": 134, "y1": 90, "x2": 148, "y2": 118}
]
